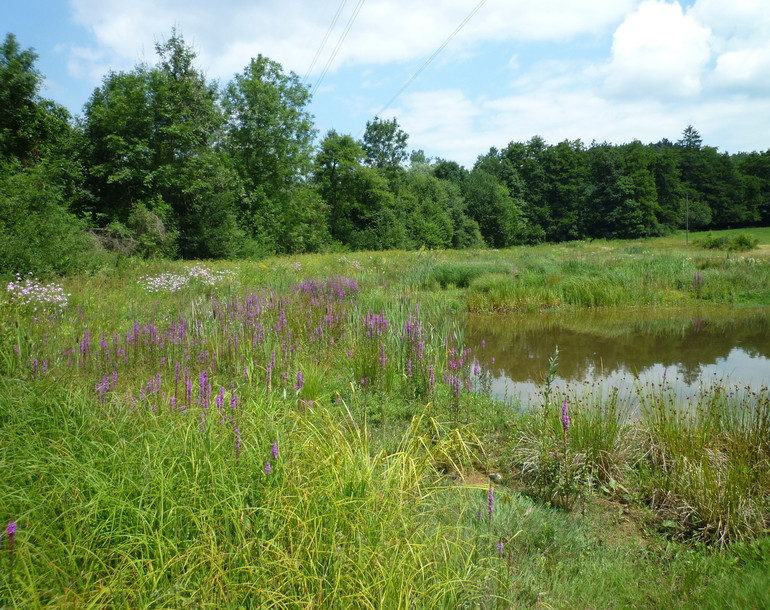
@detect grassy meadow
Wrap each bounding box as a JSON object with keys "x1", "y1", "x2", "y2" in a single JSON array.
[{"x1": 2, "y1": 230, "x2": 770, "y2": 607}]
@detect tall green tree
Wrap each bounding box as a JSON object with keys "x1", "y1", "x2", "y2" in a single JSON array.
[
  {"x1": 541, "y1": 140, "x2": 589, "y2": 241},
  {"x1": 81, "y1": 32, "x2": 239, "y2": 257},
  {"x1": 315, "y1": 130, "x2": 404, "y2": 250},
  {"x1": 501, "y1": 137, "x2": 550, "y2": 239},
  {"x1": 464, "y1": 168, "x2": 525, "y2": 248},
  {"x1": 0, "y1": 33, "x2": 95, "y2": 275},
  {"x1": 360, "y1": 116, "x2": 408, "y2": 183},
  {"x1": 1, "y1": 33, "x2": 71, "y2": 164},
  {"x1": 738, "y1": 150, "x2": 770, "y2": 224},
  {"x1": 401, "y1": 166, "x2": 454, "y2": 249},
  {"x1": 222, "y1": 55, "x2": 318, "y2": 252},
  {"x1": 586, "y1": 143, "x2": 662, "y2": 239}
]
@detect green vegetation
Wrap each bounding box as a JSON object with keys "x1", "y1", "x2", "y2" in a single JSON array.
[
  {"x1": 3, "y1": 29, "x2": 770, "y2": 277},
  {"x1": 3, "y1": 25, "x2": 770, "y2": 609},
  {"x1": 2, "y1": 244, "x2": 770, "y2": 606},
  {"x1": 694, "y1": 231, "x2": 760, "y2": 251}
]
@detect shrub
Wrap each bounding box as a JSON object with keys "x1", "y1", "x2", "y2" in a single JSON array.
[
  {"x1": 727, "y1": 232, "x2": 759, "y2": 251},
  {"x1": 694, "y1": 231, "x2": 758, "y2": 252},
  {"x1": 0, "y1": 163, "x2": 98, "y2": 276},
  {"x1": 431, "y1": 262, "x2": 509, "y2": 288}
]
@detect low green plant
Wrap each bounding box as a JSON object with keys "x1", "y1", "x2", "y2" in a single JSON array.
[
  {"x1": 430, "y1": 261, "x2": 509, "y2": 288},
  {"x1": 695, "y1": 231, "x2": 759, "y2": 251},
  {"x1": 512, "y1": 349, "x2": 589, "y2": 508}
]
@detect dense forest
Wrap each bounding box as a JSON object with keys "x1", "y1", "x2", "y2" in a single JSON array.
[{"x1": 2, "y1": 31, "x2": 770, "y2": 275}]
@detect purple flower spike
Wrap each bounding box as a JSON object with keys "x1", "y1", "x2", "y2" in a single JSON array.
[
  {"x1": 6, "y1": 521, "x2": 17, "y2": 550},
  {"x1": 295, "y1": 370, "x2": 304, "y2": 391},
  {"x1": 271, "y1": 441, "x2": 279, "y2": 460},
  {"x1": 488, "y1": 486, "x2": 494, "y2": 518},
  {"x1": 264, "y1": 460, "x2": 272, "y2": 474},
  {"x1": 497, "y1": 540, "x2": 504, "y2": 555},
  {"x1": 234, "y1": 428, "x2": 242, "y2": 460},
  {"x1": 561, "y1": 401, "x2": 570, "y2": 433}
]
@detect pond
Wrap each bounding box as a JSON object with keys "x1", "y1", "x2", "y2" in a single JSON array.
[{"x1": 465, "y1": 307, "x2": 770, "y2": 406}]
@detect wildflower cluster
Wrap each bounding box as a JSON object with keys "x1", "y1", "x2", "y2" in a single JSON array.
[
  {"x1": 139, "y1": 265, "x2": 236, "y2": 293},
  {"x1": 5, "y1": 274, "x2": 70, "y2": 314}
]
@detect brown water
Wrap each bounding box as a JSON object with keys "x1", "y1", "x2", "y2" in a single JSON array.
[{"x1": 465, "y1": 307, "x2": 770, "y2": 405}]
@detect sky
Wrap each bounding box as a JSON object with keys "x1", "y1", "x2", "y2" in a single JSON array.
[{"x1": 3, "y1": 0, "x2": 770, "y2": 167}]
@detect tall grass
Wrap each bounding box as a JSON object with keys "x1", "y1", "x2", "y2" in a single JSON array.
[
  {"x1": 0, "y1": 373, "x2": 502, "y2": 606},
  {"x1": 637, "y1": 380, "x2": 770, "y2": 544}
]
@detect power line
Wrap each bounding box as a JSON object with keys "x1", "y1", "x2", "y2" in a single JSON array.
[
  {"x1": 303, "y1": 0, "x2": 348, "y2": 86},
  {"x1": 374, "y1": 0, "x2": 489, "y2": 118},
  {"x1": 312, "y1": 0, "x2": 367, "y2": 97}
]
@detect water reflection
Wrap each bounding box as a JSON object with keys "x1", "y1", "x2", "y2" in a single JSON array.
[{"x1": 465, "y1": 307, "x2": 770, "y2": 404}]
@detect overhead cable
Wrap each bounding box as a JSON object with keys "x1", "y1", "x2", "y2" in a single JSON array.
[
  {"x1": 374, "y1": 0, "x2": 489, "y2": 117},
  {"x1": 312, "y1": 0, "x2": 367, "y2": 97},
  {"x1": 303, "y1": 0, "x2": 348, "y2": 85}
]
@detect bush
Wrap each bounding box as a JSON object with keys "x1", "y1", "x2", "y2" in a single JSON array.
[
  {"x1": 431, "y1": 262, "x2": 509, "y2": 288},
  {"x1": 694, "y1": 231, "x2": 759, "y2": 252},
  {"x1": 0, "y1": 163, "x2": 99, "y2": 276},
  {"x1": 694, "y1": 232, "x2": 729, "y2": 250},
  {"x1": 727, "y1": 232, "x2": 759, "y2": 251}
]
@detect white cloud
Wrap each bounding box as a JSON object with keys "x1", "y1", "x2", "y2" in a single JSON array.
[
  {"x1": 66, "y1": 0, "x2": 637, "y2": 82},
  {"x1": 604, "y1": 0, "x2": 712, "y2": 99},
  {"x1": 688, "y1": 0, "x2": 770, "y2": 95},
  {"x1": 712, "y1": 46, "x2": 770, "y2": 93},
  {"x1": 60, "y1": 0, "x2": 770, "y2": 162},
  {"x1": 395, "y1": 89, "x2": 487, "y2": 164}
]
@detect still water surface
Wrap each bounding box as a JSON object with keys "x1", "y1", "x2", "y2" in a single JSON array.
[{"x1": 464, "y1": 307, "x2": 770, "y2": 405}]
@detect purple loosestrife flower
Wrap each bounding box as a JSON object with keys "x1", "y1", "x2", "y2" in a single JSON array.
[
  {"x1": 561, "y1": 401, "x2": 570, "y2": 433},
  {"x1": 271, "y1": 441, "x2": 279, "y2": 460},
  {"x1": 498, "y1": 540, "x2": 504, "y2": 555},
  {"x1": 6, "y1": 521, "x2": 17, "y2": 550},
  {"x1": 216, "y1": 386, "x2": 226, "y2": 421},
  {"x1": 235, "y1": 428, "x2": 242, "y2": 460},
  {"x1": 295, "y1": 370, "x2": 304, "y2": 392},
  {"x1": 488, "y1": 486, "x2": 494, "y2": 519},
  {"x1": 264, "y1": 460, "x2": 272, "y2": 474}
]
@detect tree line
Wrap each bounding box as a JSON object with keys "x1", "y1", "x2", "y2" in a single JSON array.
[{"x1": 2, "y1": 31, "x2": 770, "y2": 275}]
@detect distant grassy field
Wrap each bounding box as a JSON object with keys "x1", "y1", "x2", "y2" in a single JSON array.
[{"x1": 2, "y1": 232, "x2": 770, "y2": 607}]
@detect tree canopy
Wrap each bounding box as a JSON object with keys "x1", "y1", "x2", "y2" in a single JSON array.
[{"x1": 3, "y1": 30, "x2": 770, "y2": 276}]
